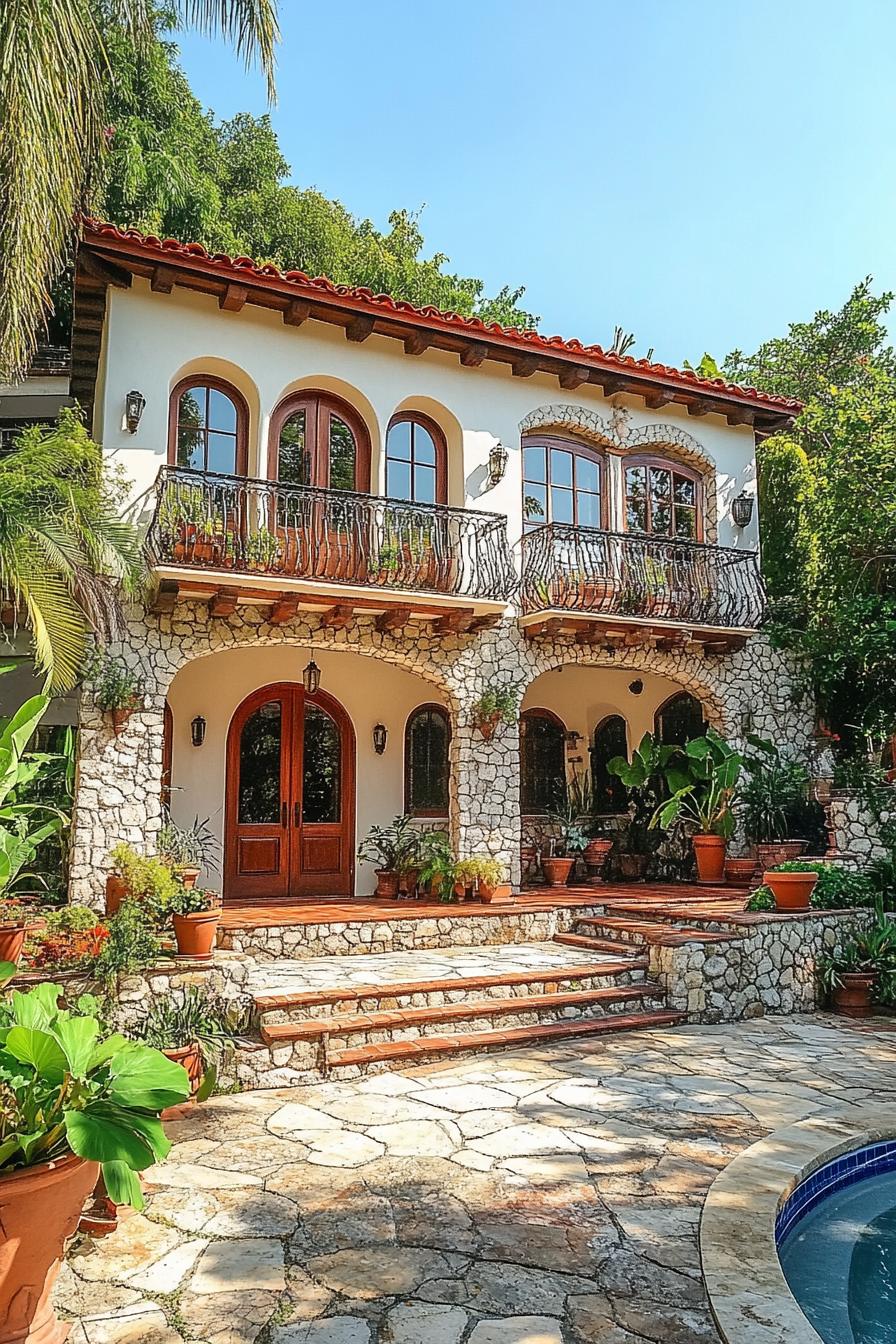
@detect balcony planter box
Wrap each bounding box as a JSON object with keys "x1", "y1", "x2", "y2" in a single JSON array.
[
  {"x1": 764, "y1": 869, "x2": 818, "y2": 912},
  {"x1": 832, "y1": 972, "x2": 877, "y2": 1018},
  {"x1": 0, "y1": 1152, "x2": 99, "y2": 1344},
  {"x1": 541, "y1": 856, "x2": 575, "y2": 887},
  {"x1": 374, "y1": 869, "x2": 400, "y2": 899},
  {"x1": 693, "y1": 834, "x2": 727, "y2": 884},
  {"x1": 553, "y1": 576, "x2": 616, "y2": 609},
  {"x1": 172, "y1": 909, "x2": 220, "y2": 960},
  {"x1": 172, "y1": 522, "x2": 198, "y2": 563}
]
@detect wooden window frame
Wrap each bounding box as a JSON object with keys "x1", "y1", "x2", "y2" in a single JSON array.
[
  {"x1": 168, "y1": 375, "x2": 249, "y2": 476},
  {"x1": 386, "y1": 412, "x2": 448, "y2": 505},
  {"x1": 268, "y1": 390, "x2": 371, "y2": 492},
  {"x1": 654, "y1": 691, "x2": 707, "y2": 746},
  {"x1": 522, "y1": 433, "x2": 607, "y2": 532},
  {"x1": 520, "y1": 706, "x2": 567, "y2": 815},
  {"x1": 622, "y1": 454, "x2": 704, "y2": 542},
  {"x1": 404, "y1": 702, "x2": 451, "y2": 817},
  {"x1": 590, "y1": 713, "x2": 629, "y2": 814}
]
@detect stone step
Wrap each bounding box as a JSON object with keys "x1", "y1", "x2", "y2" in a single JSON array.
[
  {"x1": 552, "y1": 932, "x2": 637, "y2": 954},
  {"x1": 260, "y1": 982, "x2": 666, "y2": 1049},
  {"x1": 574, "y1": 915, "x2": 740, "y2": 946},
  {"x1": 254, "y1": 955, "x2": 649, "y2": 1025},
  {"x1": 326, "y1": 1009, "x2": 687, "y2": 1076}
]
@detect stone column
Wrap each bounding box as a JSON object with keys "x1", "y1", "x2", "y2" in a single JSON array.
[
  {"x1": 449, "y1": 710, "x2": 522, "y2": 888},
  {"x1": 68, "y1": 693, "x2": 166, "y2": 910}
]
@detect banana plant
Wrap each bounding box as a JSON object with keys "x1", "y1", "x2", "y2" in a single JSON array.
[
  {"x1": 651, "y1": 729, "x2": 744, "y2": 839},
  {"x1": 0, "y1": 693, "x2": 65, "y2": 894}
]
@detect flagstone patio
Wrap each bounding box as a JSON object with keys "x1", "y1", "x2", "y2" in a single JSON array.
[{"x1": 59, "y1": 1014, "x2": 896, "y2": 1344}]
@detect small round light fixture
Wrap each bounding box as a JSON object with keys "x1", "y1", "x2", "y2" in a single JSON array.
[
  {"x1": 731, "y1": 491, "x2": 754, "y2": 529},
  {"x1": 487, "y1": 441, "x2": 508, "y2": 487},
  {"x1": 125, "y1": 389, "x2": 146, "y2": 434},
  {"x1": 373, "y1": 722, "x2": 388, "y2": 755},
  {"x1": 628, "y1": 679, "x2": 644, "y2": 696},
  {"x1": 302, "y1": 659, "x2": 321, "y2": 695},
  {"x1": 190, "y1": 714, "x2": 206, "y2": 747}
]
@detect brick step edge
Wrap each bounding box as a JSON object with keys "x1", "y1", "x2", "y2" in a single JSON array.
[
  {"x1": 553, "y1": 933, "x2": 641, "y2": 954},
  {"x1": 573, "y1": 918, "x2": 744, "y2": 946},
  {"x1": 254, "y1": 956, "x2": 649, "y2": 1017},
  {"x1": 327, "y1": 1009, "x2": 687, "y2": 1070},
  {"x1": 260, "y1": 981, "x2": 666, "y2": 1044}
]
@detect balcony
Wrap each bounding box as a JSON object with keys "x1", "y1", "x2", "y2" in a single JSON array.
[
  {"x1": 147, "y1": 467, "x2": 516, "y2": 622},
  {"x1": 520, "y1": 524, "x2": 765, "y2": 650}
]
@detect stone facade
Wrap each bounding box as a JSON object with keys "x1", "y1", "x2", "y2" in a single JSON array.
[
  {"x1": 830, "y1": 788, "x2": 896, "y2": 863},
  {"x1": 69, "y1": 600, "x2": 813, "y2": 907}
]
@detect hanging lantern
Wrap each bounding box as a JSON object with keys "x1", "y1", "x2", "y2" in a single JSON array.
[
  {"x1": 373, "y1": 723, "x2": 388, "y2": 755},
  {"x1": 731, "y1": 491, "x2": 754, "y2": 528},
  {"x1": 190, "y1": 715, "x2": 206, "y2": 747},
  {"x1": 487, "y1": 441, "x2": 508, "y2": 487},
  {"x1": 125, "y1": 389, "x2": 146, "y2": 434},
  {"x1": 302, "y1": 660, "x2": 321, "y2": 695}
]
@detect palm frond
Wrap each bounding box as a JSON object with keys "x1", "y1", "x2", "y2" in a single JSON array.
[{"x1": 174, "y1": 0, "x2": 279, "y2": 102}]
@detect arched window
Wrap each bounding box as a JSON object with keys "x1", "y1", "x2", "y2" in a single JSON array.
[
  {"x1": 522, "y1": 435, "x2": 605, "y2": 532},
  {"x1": 624, "y1": 456, "x2": 703, "y2": 540},
  {"x1": 161, "y1": 702, "x2": 173, "y2": 809},
  {"x1": 405, "y1": 704, "x2": 450, "y2": 816},
  {"x1": 655, "y1": 692, "x2": 706, "y2": 747},
  {"x1": 590, "y1": 715, "x2": 628, "y2": 813},
  {"x1": 169, "y1": 377, "x2": 248, "y2": 475},
  {"x1": 520, "y1": 708, "x2": 566, "y2": 814},
  {"x1": 269, "y1": 392, "x2": 370, "y2": 492},
  {"x1": 386, "y1": 414, "x2": 447, "y2": 504}
]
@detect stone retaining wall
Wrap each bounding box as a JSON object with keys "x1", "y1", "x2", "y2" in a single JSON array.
[
  {"x1": 649, "y1": 909, "x2": 874, "y2": 1023},
  {"x1": 830, "y1": 789, "x2": 896, "y2": 863}
]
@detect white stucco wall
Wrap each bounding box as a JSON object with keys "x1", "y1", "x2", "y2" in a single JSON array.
[
  {"x1": 521, "y1": 664, "x2": 693, "y2": 757},
  {"x1": 94, "y1": 280, "x2": 760, "y2": 550}
]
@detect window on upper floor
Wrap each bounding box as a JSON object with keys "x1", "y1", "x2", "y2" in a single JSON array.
[
  {"x1": 520, "y1": 708, "x2": 566, "y2": 814},
  {"x1": 522, "y1": 435, "x2": 604, "y2": 532},
  {"x1": 386, "y1": 415, "x2": 447, "y2": 505},
  {"x1": 624, "y1": 457, "x2": 702, "y2": 540},
  {"x1": 169, "y1": 378, "x2": 248, "y2": 475},
  {"x1": 405, "y1": 703, "x2": 451, "y2": 816},
  {"x1": 269, "y1": 392, "x2": 370, "y2": 492}
]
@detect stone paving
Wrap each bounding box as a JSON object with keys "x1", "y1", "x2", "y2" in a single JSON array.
[{"x1": 59, "y1": 1015, "x2": 896, "y2": 1344}]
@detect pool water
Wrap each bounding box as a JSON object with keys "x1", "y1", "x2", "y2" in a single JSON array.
[{"x1": 779, "y1": 1169, "x2": 896, "y2": 1343}]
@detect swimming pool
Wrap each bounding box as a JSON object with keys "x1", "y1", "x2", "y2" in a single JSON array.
[{"x1": 777, "y1": 1141, "x2": 896, "y2": 1344}]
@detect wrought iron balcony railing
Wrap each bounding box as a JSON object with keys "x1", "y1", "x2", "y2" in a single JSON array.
[
  {"x1": 521, "y1": 524, "x2": 765, "y2": 629},
  {"x1": 148, "y1": 466, "x2": 516, "y2": 603}
]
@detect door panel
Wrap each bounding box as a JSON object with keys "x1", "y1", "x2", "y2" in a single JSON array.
[{"x1": 226, "y1": 684, "x2": 354, "y2": 900}]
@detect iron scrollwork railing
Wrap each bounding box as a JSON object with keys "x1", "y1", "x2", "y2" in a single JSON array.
[
  {"x1": 521, "y1": 523, "x2": 765, "y2": 629},
  {"x1": 148, "y1": 466, "x2": 516, "y2": 603}
]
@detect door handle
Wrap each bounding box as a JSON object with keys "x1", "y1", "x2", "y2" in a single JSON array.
[
  {"x1": 281, "y1": 801, "x2": 288, "y2": 828},
  {"x1": 294, "y1": 801, "x2": 301, "y2": 828}
]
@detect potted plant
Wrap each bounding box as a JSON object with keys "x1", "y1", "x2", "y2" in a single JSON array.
[
  {"x1": 0, "y1": 899, "x2": 30, "y2": 966},
  {"x1": 566, "y1": 771, "x2": 613, "y2": 883},
  {"x1": 763, "y1": 865, "x2": 819, "y2": 911},
  {"x1": 470, "y1": 682, "x2": 520, "y2": 741},
  {"x1": 158, "y1": 482, "x2": 206, "y2": 561},
  {"x1": 357, "y1": 816, "x2": 421, "y2": 898},
  {"x1": 652, "y1": 730, "x2": 744, "y2": 884},
  {"x1": 608, "y1": 732, "x2": 680, "y2": 881},
  {"x1": 246, "y1": 528, "x2": 281, "y2": 572},
  {"x1": 169, "y1": 885, "x2": 221, "y2": 960},
  {"x1": 158, "y1": 813, "x2": 219, "y2": 890},
  {"x1": 0, "y1": 964, "x2": 190, "y2": 1344},
  {"x1": 741, "y1": 736, "x2": 811, "y2": 870},
  {"x1": 136, "y1": 985, "x2": 246, "y2": 1099},
  {"x1": 106, "y1": 842, "x2": 179, "y2": 916},
  {"x1": 724, "y1": 857, "x2": 758, "y2": 887},
  {"x1": 417, "y1": 831, "x2": 456, "y2": 900},
  {"x1": 453, "y1": 855, "x2": 509, "y2": 902},
  {"x1": 87, "y1": 650, "x2": 145, "y2": 734},
  {"x1": 818, "y1": 923, "x2": 896, "y2": 1017}
]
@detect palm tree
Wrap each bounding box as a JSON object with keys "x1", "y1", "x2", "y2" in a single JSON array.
[
  {"x1": 0, "y1": 410, "x2": 146, "y2": 691},
  {"x1": 0, "y1": 0, "x2": 279, "y2": 383}
]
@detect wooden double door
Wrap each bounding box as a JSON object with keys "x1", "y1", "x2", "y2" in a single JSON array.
[{"x1": 225, "y1": 683, "x2": 355, "y2": 900}]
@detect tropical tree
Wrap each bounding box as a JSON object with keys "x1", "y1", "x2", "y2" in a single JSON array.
[
  {"x1": 0, "y1": 410, "x2": 145, "y2": 691},
  {"x1": 0, "y1": 0, "x2": 280, "y2": 382}
]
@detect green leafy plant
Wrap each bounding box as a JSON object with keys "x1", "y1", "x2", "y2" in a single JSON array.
[
  {"x1": 608, "y1": 732, "x2": 681, "y2": 860},
  {"x1": 471, "y1": 683, "x2": 521, "y2": 729},
  {"x1": 0, "y1": 979, "x2": 189, "y2": 1206},
  {"x1": 87, "y1": 651, "x2": 144, "y2": 713},
  {"x1": 747, "y1": 862, "x2": 875, "y2": 912},
  {"x1": 25, "y1": 904, "x2": 110, "y2": 973},
  {"x1": 0, "y1": 695, "x2": 65, "y2": 899},
  {"x1": 740, "y1": 736, "x2": 810, "y2": 844},
  {"x1": 158, "y1": 814, "x2": 219, "y2": 872},
  {"x1": 135, "y1": 986, "x2": 247, "y2": 1069},
  {"x1": 245, "y1": 529, "x2": 281, "y2": 570},
  {"x1": 417, "y1": 830, "x2": 455, "y2": 899},
  {"x1": 158, "y1": 483, "x2": 207, "y2": 534},
  {"x1": 453, "y1": 855, "x2": 504, "y2": 890},
  {"x1": 108, "y1": 843, "x2": 179, "y2": 916},
  {"x1": 817, "y1": 922, "x2": 896, "y2": 994},
  {"x1": 168, "y1": 886, "x2": 219, "y2": 917},
  {"x1": 94, "y1": 901, "x2": 162, "y2": 987},
  {"x1": 357, "y1": 816, "x2": 421, "y2": 872},
  {"x1": 651, "y1": 730, "x2": 743, "y2": 839},
  {"x1": 543, "y1": 772, "x2": 592, "y2": 857}
]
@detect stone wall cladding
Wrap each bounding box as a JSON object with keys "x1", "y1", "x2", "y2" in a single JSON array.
[
  {"x1": 649, "y1": 909, "x2": 873, "y2": 1023},
  {"x1": 69, "y1": 596, "x2": 812, "y2": 907},
  {"x1": 830, "y1": 790, "x2": 896, "y2": 863}
]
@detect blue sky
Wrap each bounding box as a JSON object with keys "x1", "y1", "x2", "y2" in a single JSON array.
[{"x1": 175, "y1": 0, "x2": 896, "y2": 366}]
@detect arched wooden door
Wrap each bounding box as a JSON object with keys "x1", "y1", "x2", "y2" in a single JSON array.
[{"x1": 225, "y1": 683, "x2": 355, "y2": 900}]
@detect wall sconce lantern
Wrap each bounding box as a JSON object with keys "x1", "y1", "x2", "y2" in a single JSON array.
[
  {"x1": 732, "y1": 491, "x2": 754, "y2": 529},
  {"x1": 190, "y1": 715, "x2": 206, "y2": 747},
  {"x1": 628, "y1": 679, "x2": 644, "y2": 696},
  {"x1": 302, "y1": 659, "x2": 321, "y2": 695},
  {"x1": 487, "y1": 441, "x2": 508, "y2": 487},
  {"x1": 565, "y1": 730, "x2": 582, "y2": 749},
  {"x1": 373, "y1": 723, "x2": 388, "y2": 755},
  {"x1": 125, "y1": 389, "x2": 146, "y2": 434}
]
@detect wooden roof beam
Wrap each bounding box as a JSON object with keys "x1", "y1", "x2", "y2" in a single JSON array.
[
  {"x1": 469, "y1": 613, "x2": 502, "y2": 633},
  {"x1": 644, "y1": 388, "x2": 676, "y2": 410},
  {"x1": 376, "y1": 606, "x2": 412, "y2": 633},
  {"x1": 320, "y1": 604, "x2": 355, "y2": 629},
  {"x1": 725, "y1": 405, "x2": 755, "y2": 427},
  {"x1": 283, "y1": 299, "x2": 311, "y2": 326},
  {"x1": 404, "y1": 331, "x2": 431, "y2": 356},
  {"x1": 346, "y1": 314, "x2": 375, "y2": 342},
  {"x1": 558, "y1": 367, "x2": 591, "y2": 391},
  {"x1": 150, "y1": 266, "x2": 178, "y2": 294},
  {"x1": 267, "y1": 594, "x2": 299, "y2": 625},
  {"x1": 79, "y1": 252, "x2": 132, "y2": 289},
  {"x1": 512, "y1": 355, "x2": 540, "y2": 378},
  {"x1": 687, "y1": 400, "x2": 711, "y2": 418},
  {"x1": 459, "y1": 343, "x2": 487, "y2": 368},
  {"x1": 208, "y1": 586, "x2": 239, "y2": 618},
  {"x1": 434, "y1": 609, "x2": 477, "y2": 634},
  {"x1": 219, "y1": 284, "x2": 248, "y2": 313}
]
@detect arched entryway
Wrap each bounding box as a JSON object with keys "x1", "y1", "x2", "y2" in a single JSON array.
[{"x1": 225, "y1": 683, "x2": 355, "y2": 900}]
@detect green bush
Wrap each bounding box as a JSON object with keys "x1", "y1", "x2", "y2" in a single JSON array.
[
  {"x1": 94, "y1": 900, "x2": 161, "y2": 986},
  {"x1": 747, "y1": 862, "x2": 874, "y2": 912},
  {"x1": 756, "y1": 435, "x2": 816, "y2": 610}
]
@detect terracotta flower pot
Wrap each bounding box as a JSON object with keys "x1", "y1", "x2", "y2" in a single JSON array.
[
  {"x1": 172, "y1": 909, "x2": 220, "y2": 960},
  {"x1": 756, "y1": 840, "x2": 808, "y2": 871},
  {"x1": 541, "y1": 856, "x2": 575, "y2": 887},
  {"x1": 179, "y1": 867, "x2": 201, "y2": 891},
  {"x1": 109, "y1": 706, "x2": 134, "y2": 735},
  {"x1": 398, "y1": 868, "x2": 420, "y2": 897},
  {"x1": 693, "y1": 834, "x2": 727, "y2": 884},
  {"x1": 833, "y1": 972, "x2": 877, "y2": 1018},
  {"x1": 478, "y1": 881, "x2": 512, "y2": 904},
  {"x1": 584, "y1": 839, "x2": 613, "y2": 870},
  {"x1": 0, "y1": 1153, "x2": 98, "y2": 1344},
  {"x1": 725, "y1": 858, "x2": 758, "y2": 888},
  {"x1": 0, "y1": 923, "x2": 27, "y2": 966},
  {"x1": 475, "y1": 712, "x2": 501, "y2": 741},
  {"x1": 374, "y1": 869, "x2": 400, "y2": 899},
  {"x1": 105, "y1": 872, "x2": 128, "y2": 916},
  {"x1": 617, "y1": 853, "x2": 649, "y2": 882},
  {"x1": 764, "y1": 869, "x2": 818, "y2": 911}
]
